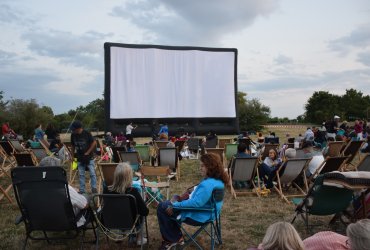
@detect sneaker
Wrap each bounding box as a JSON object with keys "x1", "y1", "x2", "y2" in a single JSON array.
[{"x1": 136, "y1": 237, "x2": 147, "y2": 246}]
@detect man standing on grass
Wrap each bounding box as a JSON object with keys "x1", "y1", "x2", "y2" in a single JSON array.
[{"x1": 70, "y1": 120, "x2": 97, "y2": 194}]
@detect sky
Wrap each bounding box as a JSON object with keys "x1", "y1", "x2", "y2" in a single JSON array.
[{"x1": 0, "y1": 0, "x2": 369, "y2": 119}]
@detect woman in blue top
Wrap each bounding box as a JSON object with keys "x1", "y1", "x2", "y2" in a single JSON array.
[
  {"x1": 157, "y1": 153, "x2": 230, "y2": 250},
  {"x1": 34, "y1": 124, "x2": 45, "y2": 141}
]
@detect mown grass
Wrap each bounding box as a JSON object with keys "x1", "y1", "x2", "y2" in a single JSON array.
[{"x1": 0, "y1": 127, "x2": 345, "y2": 249}]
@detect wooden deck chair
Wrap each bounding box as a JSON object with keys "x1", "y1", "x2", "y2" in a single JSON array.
[
  {"x1": 38, "y1": 138, "x2": 50, "y2": 149},
  {"x1": 158, "y1": 148, "x2": 179, "y2": 181},
  {"x1": 186, "y1": 138, "x2": 201, "y2": 159},
  {"x1": 225, "y1": 143, "x2": 238, "y2": 164},
  {"x1": 274, "y1": 158, "x2": 311, "y2": 203},
  {"x1": 218, "y1": 138, "x2": 232, "y2": 149},
  {"x1": 325, "y1": 141, "x2": 346, "y2": 157},
  {"x1": 260, "y1": 144, "x2": 280, "y2": 160},
  {"x1": 14, "y1": 152, "x2": 37, "y2": 166},
  {"x1": 229, "y1": 157, "x2": 260, "y2": 198},
  {"x1": 31, "y1": 148, "x2": 50, "y2": 164},
  {"x1": 97, "y1": 162, "x2": 119, "y2": 193},
  {"x1": 308, "y1": 156, "x2": 349, "y2": 183},
  {"x1": 342, "y1": 140, "x2": 364, "y2": 166},
  {"x1": 111, "y1": 146, "x2": 127, "y2": 163},
  {"x1": 118, "y1": 151, "x2": 141, "y2": 172},
  {"x1": 206, "y1": 148, "x2": 225, "y2": 167},
  {"x1": 139, "y1": 166, "x2": 173, "y2": 205},
  {"x1": 0, "y1": 141, "x2": 14, "y2": 204},
  {"x1": 355, "y1": 153, "x2": 370, "y2": 172},
  {"x1": 135, "y1": 144, "x2": 151, "y2": 165},
  {"x1": 8, "y1": 139, "x2": 26, "y2": 153}
]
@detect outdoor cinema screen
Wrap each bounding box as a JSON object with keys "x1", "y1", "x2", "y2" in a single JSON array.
[{"x1": 106, "y1": 43, "x2": 237, "y2": 119}]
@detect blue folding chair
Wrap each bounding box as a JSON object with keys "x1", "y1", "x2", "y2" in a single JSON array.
[{"x1": 172, "y1": 188, "x2": 224, "y2": 250}]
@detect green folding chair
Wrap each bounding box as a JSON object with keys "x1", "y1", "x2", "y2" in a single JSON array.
[
  {"x1": 225, "y1": 144, "x2": 238, "y2": 162},
  {"x1": 135, "y1": 145, "x2": 151, "y2": 165},
  {"x1": 292, "y1": 173, "x2": 353, "y2": 232}
]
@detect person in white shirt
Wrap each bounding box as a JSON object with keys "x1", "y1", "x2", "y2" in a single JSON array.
[{"x1": 126, "y1": 122, "x2": 137, "y2": 141}]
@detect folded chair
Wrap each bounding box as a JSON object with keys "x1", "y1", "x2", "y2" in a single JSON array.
[
  {"x1": 158, "y1": 148, "x2": 180, "y2": 180},
  {"x1": 12, "y1": 166, "x2": 97, "y2": 249},
  {"x1": 325, "y1": 141, "x2": 346, "y2": 157},
  {"x1": 274, "y1": 158, "x2": 311, "y2": 203},
  {"x1": 342, "y1": 140, "x2": 364, "y2": 167},
  {"x1": 92, "y1": 194, "x2": 148, "y2": 250},
  {"x1": 138, "y1": 166, "x2": 173, "y2": 205},
  {"x1": 187, "y1": 138, "x2": 201, "y2": 159},
  {"x1": 229, "y1": 157, "x2": 260, "y2": 198},
  {"x1": 355, "y1": 153, "x2": 370, "y2": 172},
  {"x1": 291, "y1": 173, "x2": 354, "y2": 232},
  {"x1": 172, "y1": 188, "x2": 224, "y2": 250},
  {"x1": 14, "y1": 152, "x2": 37, "y2": 167},
  {"x1": 118, "y1": 151, "x2": 141, "y2": 172}
]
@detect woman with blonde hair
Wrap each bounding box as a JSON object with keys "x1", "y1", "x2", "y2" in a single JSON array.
[
  {"x1": 259, "y1": 222, "x2": 304, "y2": 250},
  {"x1": 347, "y1": 218, "x2": 370, "y2": 250},
  {"x1": 104, "y1": 162, "x2": 149, "y2": 245}
]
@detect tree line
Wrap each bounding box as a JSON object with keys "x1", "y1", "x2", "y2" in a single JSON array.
[{"x1": 1, "y1": 88, "x2": 369, "y2": 139}]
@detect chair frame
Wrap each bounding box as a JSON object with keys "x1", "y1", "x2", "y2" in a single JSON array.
[
  {"x1": 205, "y1": 148, "x2": 225, "y2": 167},
  {"x1": 218, "y1": 138, "x2": 232, "y2": 149},
  {"x1": 308, "y1": 156, "x2": 349, "y2": 184},
  {"x1": 158, "y1": 147, "x2": 180, "y2": 181},
  {"x1": 355, "y1": 153, "x2": 370, "y2": 172},
  {"x1": 186, "y1": 138, "x2": 201, "y2": 159},
  {"x1": 92, "y1": 193, "x2": 148, "y2": 250},
  {"x1": 12, "y1": 166, "x2": 97, "y2": 249},
  {"x1": 341, "y1": 140, "x2": 364, "y2": 166},
  {"x1": 325, "y1": 141, "x2": 346, "y2": 157},
  {"x1": 0, "y1": 141, "x2": 15, "y2": 204},
  {"x1": 13, "y1": 152, "x2": 38, "y2": 167},
  {"x1": 274, "y1": 158, "x2": 311, "y2": 203},
  {"x1": 229, "y1": 157, "x2": 260, "y2": 198},
  {"x1": 172, "y1": 188, "x2": 224, "y2": 250},
  {"x1": 118, "y1": 151, "x2": 141, "y2": 171}
]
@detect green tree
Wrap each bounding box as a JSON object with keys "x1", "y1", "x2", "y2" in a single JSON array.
[
  {"x1": 340, "y1": 89, "x2": 370, "y2": 120},
  {"x1": 238, "y1": 92, "x2": 270, "y2": 131},
  {"x1": 0, "y1": 90, "x2": 9, "y2": 121},
  {"x1": 5, "y1": 99, "x2": 54, "y2": 139},
  {"x1": 305, "y1": 91, "x2": 340, "y2": 124}
]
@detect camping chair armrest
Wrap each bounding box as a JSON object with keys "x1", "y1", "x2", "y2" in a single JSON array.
[{"x1": 172, "y1": 206, "x2": 213, "y2": 212}]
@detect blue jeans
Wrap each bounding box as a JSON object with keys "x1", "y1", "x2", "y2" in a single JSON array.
[
  {"x1": 78, "y1": 159, "x2": 97, "y2": 193},
  {"x1": 259, "y1": 163, "x2": 279, "y2": 189}
]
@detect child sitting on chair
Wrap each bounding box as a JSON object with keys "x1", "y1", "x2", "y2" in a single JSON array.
[{"x1": 259, "y1": 149, "x2": 282, "y2": 189}]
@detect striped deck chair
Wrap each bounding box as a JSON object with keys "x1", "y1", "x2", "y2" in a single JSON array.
[
  {"x1": 308, "y1": 156, "x2": 349, "y2": 184},
  {"x1": 274, "y1": 158, "x2": 311, "y2": 203},
  {"x1": 342, "y1": 140, "x2": 364, "y2": 167},
  {"x1": 325, "y1": 141, "x2": 346, "y2": 157},
  {"x1": 229, "y1": 157, "x2": 260, "y2": 198}
]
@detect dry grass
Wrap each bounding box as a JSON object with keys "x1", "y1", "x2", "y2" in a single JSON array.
[{"x1": 0, "y1": 126, "x2": 346, "y2": 249}]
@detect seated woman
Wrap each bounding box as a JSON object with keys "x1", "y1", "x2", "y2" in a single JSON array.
[
  {"x1": 247, "y1": 221, "x2": 304, "y2": 250},
  {"x1": 258, "y1": 149, "x2": 282, "y2": 189},
  {"x1": 103, "y1": 162, "x2": 149, "y2": 245},
  {"x1": 157, "y1": 153, "x2": 229, "y2": 249}
]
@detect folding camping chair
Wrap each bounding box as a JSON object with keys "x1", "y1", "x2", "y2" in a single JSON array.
[
  {"x1": 172, "y1": 188, "x2": 224, "y2": 250},
  {"x1": 187, "y1": 138, "x2": 201, "y2": 159},
  {"x1": 291, "y1": 173, "x2": 354, "y2": 232},
  {"x1": 118, "y1": 151, "x2": 141, "y2": 172},
  {"x1": 274, "y1": 158, "x2": 311, "y2": 203},
  {"x1": 11, "y1": 166, "x2": 97, "y2": 249},
  {"x1": 91, "y1": 194, "x2": 148, "y2": 249},
  {"x1": 342, "y1": 140, "x2": 364, "y2": 167},
  {"x1": 14, "y1": 152, "x2": 37, "y2": 167},
  {"x1": 158, "y1": 148, "x2": 180, "y2": 180},
  {"x1": 229, "y1": 157, "x2": 260, "y2": 198},
  {"x1": 139, "y1": 166, "x2": 173, "y2": 205}
]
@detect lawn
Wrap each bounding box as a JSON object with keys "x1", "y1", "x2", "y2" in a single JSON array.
[{"x1": 0, "y1": 126, "x2": 344, "y2": 249}]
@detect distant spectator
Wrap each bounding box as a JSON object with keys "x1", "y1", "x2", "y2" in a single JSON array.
[
  {"x1": 1, "y1": 121, "x2": 17, "y2": 140},
  {"x1": 158, "y1": 123, "x2": 169, "y2": 136},
  {"x1": 45, "y1": 123, "x2": 59, "y2": 141},
  {"x1": 354, "y1": 120, "x2": 364, "y2": 141},
  {"x1": 257, "y1": 132, "x2": 265, "y2": 144},
  {"x1": 34, "y1": 124, "x2": 45, "y2": 141},
  {"x1": 126, "y1": 122, "x2": 137, "y2": 141},
  {"x1": 104, "y1": 132, "x2": 114, "y2": 147},
  {"x1": 304, "y1": 127, "x2": 314, "y2": 142},
  {"x1": 326, "y1": 115, "x2": 340, "y2": 140},
  {"x1": 235, "y1": 143, "x2": 251, "y2": 158},
  {"x1": 159, "y1": 133, "x2": 169, "y2": 141}
]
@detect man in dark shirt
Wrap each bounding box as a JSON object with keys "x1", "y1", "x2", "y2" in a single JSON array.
[{"x1": 70, "y1": 121, "x2": 97, "y2": 194}]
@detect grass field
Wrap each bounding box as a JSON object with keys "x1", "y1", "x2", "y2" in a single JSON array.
[{"x1": 0, "y1": 126, "x2": 346, "y2": 249}]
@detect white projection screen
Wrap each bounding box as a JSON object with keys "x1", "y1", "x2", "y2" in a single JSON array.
[{"x1": 104, "y1": 43, "x2": 238, "y2": 136}]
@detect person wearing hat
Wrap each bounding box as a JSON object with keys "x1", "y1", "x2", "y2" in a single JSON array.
[
  {"x1": 70, "y1": 120, "x2": 97, "y2": 194},
  {"x1": 325, "y1": 115, "x2": 340, "y2": 140}
]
